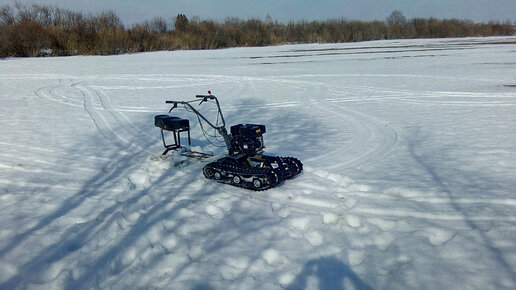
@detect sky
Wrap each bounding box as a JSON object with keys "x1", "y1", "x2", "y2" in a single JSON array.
[{"x1": 1, "y1": 0, "x2": 515, "y2": 26}]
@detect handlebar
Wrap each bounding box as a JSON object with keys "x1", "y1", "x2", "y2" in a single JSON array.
[
  {"x1": 164, "y1": 94, "x2": 225, "y2": 127},
  {"x1": 166, "y1": 95, "x2": 216, "y2": 104},
  {"x1": 162, "y1": 94, "x2": 231, "y2": 148}
]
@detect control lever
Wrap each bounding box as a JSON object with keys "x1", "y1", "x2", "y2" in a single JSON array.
[{"x1": 199, "y1": 96, "x2": 208, "y2": 105}]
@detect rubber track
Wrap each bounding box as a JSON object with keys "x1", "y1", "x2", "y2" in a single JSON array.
[
  {"x1": 203, "y1": 161, "x2": 280, "y2": 191},
  {"x1": 277, "y1": 156, "x2": 303, "y2": 178},
  {"x1": 203, "y1": 156, "x2": 303, "y2": 191}
]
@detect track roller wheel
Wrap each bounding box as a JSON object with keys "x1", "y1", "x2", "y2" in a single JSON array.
[
  {"x1": 233, "y1": 175, "x2": 242, "y2": 184},
  {"x1": 203, "y1": 166, "x2": 213, "y2": 178},
  {"x1": 252, "y1": 179, "x2": 262, "y2": 188}
]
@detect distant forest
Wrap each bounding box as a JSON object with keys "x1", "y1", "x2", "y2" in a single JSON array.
[{"x1": 0, "y1": 2, "x2": 514, "y2": 57}]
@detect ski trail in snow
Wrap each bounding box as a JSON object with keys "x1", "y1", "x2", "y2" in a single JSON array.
[
  {"x1": 0, "y1": 142, "x2": 107, "y2": 179},
  {"x1": 329, "y1": 103, "x2": 397, "y2": 170},
  {"x1": 250, "y1": 75, "x2": 397, "y2": 171},
  {"x1": 0, "y1": 141, "x2": 56, "y2": 153},
  {"x1": 34, "y1": 79, "x2": 84, "y2": 108},
  {"x1": 304, "y1": 100, "x2": 397, "y2": 171},
  {"x1": 325, "y1": 78, "x2": 516, "y2": 106},
  {"x1": 76, "y1": 82, "x2": 119, "y2": 141},
  {"x1": 232, "y1": 167, "x2": 516, "y2": 224},
  {"x1": 73, "y1": 83, "x2": 153, "y2": 154},
  {"x1": 84, "y1": 84, "x2": 156, "y2": 142},
  {"x1": 34, "y1": 84, "x2": 64, "y2": 105},
  {"x1": 351, "y1": 207, "x2": 516, "y2": 222}
]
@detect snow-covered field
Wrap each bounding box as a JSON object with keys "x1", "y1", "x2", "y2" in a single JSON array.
[{"x1": 1, "y1": 37, "x2": 515, "y2": 289}]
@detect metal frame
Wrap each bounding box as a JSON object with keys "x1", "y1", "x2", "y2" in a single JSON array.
[{"x1": 160, "y1": 125, "x2": 191, "y2": 155}]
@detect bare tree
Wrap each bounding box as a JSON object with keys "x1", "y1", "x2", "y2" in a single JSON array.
[{"x1": 0, "y1": 5, "x2": 15, "y2": 25}]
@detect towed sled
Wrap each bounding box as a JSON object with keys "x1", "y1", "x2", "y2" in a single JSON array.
[{"x1": 154, "y1": 93, "x2": 302, "y2": 190}]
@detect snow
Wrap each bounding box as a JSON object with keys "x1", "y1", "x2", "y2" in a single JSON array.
[{"x1": 1, "y1": 36, "x2": 516, "y2": 289}]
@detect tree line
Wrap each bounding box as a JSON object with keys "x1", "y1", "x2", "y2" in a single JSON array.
[{"x1": 0, "y1": 2, "x2": 514, "y2": 57}]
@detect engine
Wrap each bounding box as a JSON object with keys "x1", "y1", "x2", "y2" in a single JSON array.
[{"x1": 230, "y1": 124, "x2": 266, "y2": 156}]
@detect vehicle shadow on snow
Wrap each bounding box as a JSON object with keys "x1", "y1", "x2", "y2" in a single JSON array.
[
  {"x1": 0, "y1": 135, "x2": 150, "y2": 261},
  {"x1": 0, "y1": 119, "x2": 177, "y2": 288},
  {"x1": 286, "y1": 257, "x2": 373, "y2": 290},
  {"x1": 0, "y1": 97, "x2": 360, "y2": 288},
  {"x1": 407, "y1": 129, "x2": 516, "y2": 287}
]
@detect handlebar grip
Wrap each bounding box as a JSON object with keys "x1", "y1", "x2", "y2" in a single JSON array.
[
  {"x1": 165, "y1": 101, "x2": 174, "y2": 103},
  {"x1": 196, "y1": 95, "x2": 216, "y2": 99}
]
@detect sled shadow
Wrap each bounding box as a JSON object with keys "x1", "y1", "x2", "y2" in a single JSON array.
[{"x1": 191, "y1": 284, "x2": 216, "y2": 290}]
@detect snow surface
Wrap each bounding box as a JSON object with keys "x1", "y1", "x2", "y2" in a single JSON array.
[{"x1": 1, "y1": 37, "x2": 516, "y2": 289}]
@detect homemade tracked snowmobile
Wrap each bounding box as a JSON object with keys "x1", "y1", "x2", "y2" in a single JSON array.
[{"x1": 154, "y1": 93, "x2": 302, "y2": 190}]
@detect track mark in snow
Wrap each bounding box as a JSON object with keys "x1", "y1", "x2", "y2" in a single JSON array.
[
  {"x1": 0, "y1": 179, "x2": 129, "y2": 195},
  {"x1": 76, "y1": 82, "x2": 117, "y2": 140},
  {"x1": 272, "y1": 203, "x2": 291, "y2": 218},
  {"x1": 305, "y1": 231, "x2": 324, "y2": 246},
  {"x1": 373, "y1": 232, "x2": 395, "y2": 251},
  {"x1": 279, "y1": 272, "x2": 296, "y2": 287},
  {"x1": 345, "y1": 215, "x2": 362, "y2": 228},
  {"x1": 222, "y1": 100, "x2": 301, "y2": 111},
  {"x1": 331, "y1": 104, "x2": 397, "y2": 170},
  {"x1": 262, "y1": 249, "x2": 287, "y2": 266},
  {"x1": 304, "y1": 101, "x2": 397, "y2": 171},
  {"x1": 321, "y1": 212, "x2": 340, "y2": 224},
  {"x1": 188, "y1": 244, "x2": 204, "y2": 261},
  {"x1": 205, "y1": 204, "x2": 224, "y2": 219},
  {"x1": 367, "y1": 218, "x2": 402, "y2": 231},
  {"x1": 89, "y1": 84, "x2": 156, "y2": 141},
  {"x1": 327, "y1": 83, "x2": 516, "y2": 107},
  {"x1": 290, "y1": 196, "x2": 339, "y2": 209},
  {"x1": 29, "y1": 260, "x2": 65, "y2": 284},
  {"x1": 0, "y1": 148, "x2": 109, "y2": 164},
  {"x1": 113, "y1": 247, "x2": 138, "y2": 273},
  {"x1": 236, "y1": 166, "x2": 516, "y2": 229},
  {"x1": 0, "y1": 261, "x2": 18, "y2": 282},
  {"x1": 127, "y1": 172, "x2": 147, "y2": 187},
  {"x1": 353, "y1": 206, "x2": 516, "y2": 222},
  {"x1": 0, "y1": 141, "x2": 55, "y2": 153},
  {"x1": 348, "y1": 250, "x2": 366, "y2": 266},
  {"x1": 240, "y1": 75, "x2": 397, "y2": 170},
  {"x1": 73, "y1": 83, "x2": 153, "y2": 154},
  {"x1": 226, "y1": 256, "x2": 250, "y2": 270},
  {"x1": 34, "y1": 80, "x2": 154, "y2": 155},
  {"x1": 419, "y1": 227, "x2": 456, "y2": 245},
  {"x1": 289, "y1": 217, "x2": 311, "y2": 231},
  {"x1": 34, "y1": 82, "x2": 84, "y2": 108}
]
